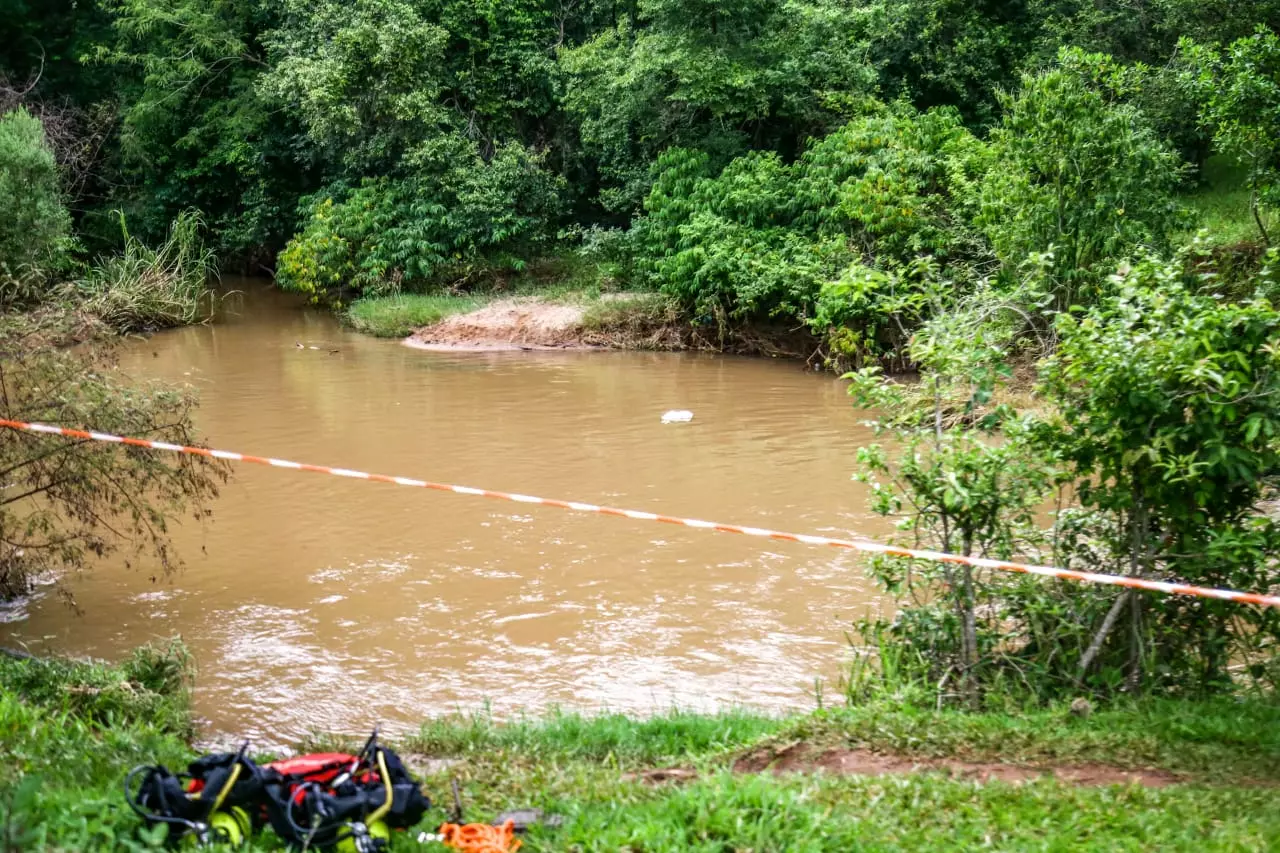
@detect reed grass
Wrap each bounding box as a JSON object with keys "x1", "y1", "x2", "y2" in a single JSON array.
[{"x1": 73, "y1": 210, "x2": 216, "y2": 333}]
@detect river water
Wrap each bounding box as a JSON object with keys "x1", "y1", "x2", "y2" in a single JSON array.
[{"x1": 7, "y1": 280, "x2": 892, "y2": 745}]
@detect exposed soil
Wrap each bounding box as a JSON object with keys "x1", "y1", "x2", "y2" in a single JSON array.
[
  {"x1": 405, "y1": 298, "x2": 595, "y2": 351},
  {"x1": 623, "y1": 767, "x2": 700, "y2": 784},
  {"x1": 730, "y1": 742, "x2": 1184, "y2": 787},
  {"x1": 402, "y1": 295, "x2": 821, "y2": 357}
]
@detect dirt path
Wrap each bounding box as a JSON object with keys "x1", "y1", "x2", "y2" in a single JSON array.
[
  {"x1": 405, "y1": 298, "x2": 594, "y2": 351},
  {"x1": 728, "y1": 743, "x2": 1184, "y2": 787},
  {"x1": 624, "y1": 743, "x2": 1198, "y2": 788}
]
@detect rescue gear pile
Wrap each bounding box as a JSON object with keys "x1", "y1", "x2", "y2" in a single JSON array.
[{"x1": 125, "y1": 731, "x2": 430, "y2": 850}]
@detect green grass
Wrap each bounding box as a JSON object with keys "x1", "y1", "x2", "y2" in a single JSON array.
[
  {"x1": 1183, "y1": 156, "x2": 1275, "y2": 247},
  {"x1": 769, "y1": 698, "x2": 1280, "y2": 782},
  {"x1": 406, "y1": 700, "x2": 1280, "y2": 852},
  {"x1": 4, "y1": 648, "x2": 1279, "y2": 851},
  {"x1": 0, "y1": 644, "x2": 197, "y2": 850},
  {"x1": 405, "y1": 706, "x2": 781, "y2": 764},
  {"x1": 344, "y1": 293, "x2": 483, "y2": 337},
  {"x1": 396, "y1": 697, "x2": 1280, "y2": 780},
  {"x1": 537, "y1": 772, "x2": 1280, "y2": 851}
]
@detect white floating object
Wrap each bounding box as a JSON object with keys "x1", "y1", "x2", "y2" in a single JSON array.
[{"x1": 661, "y1": 410, "x2": 694, "y2": 424}]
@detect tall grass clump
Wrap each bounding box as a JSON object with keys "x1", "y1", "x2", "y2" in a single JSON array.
[
  {"x1": 0, "y1": 639, "x2": 195, "y2": 736},
  {"x1": 75, "y1": 210, "x2": 216, "y2": 332}
]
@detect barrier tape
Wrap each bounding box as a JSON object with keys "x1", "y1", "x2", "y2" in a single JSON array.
[{"x1": 3, "y1": 418, "x2": 1279, "y2": 609}]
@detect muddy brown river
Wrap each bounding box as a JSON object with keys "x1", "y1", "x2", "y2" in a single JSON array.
[{"x1": 6, "y1": 280, "x2": 892, "y2": 745}]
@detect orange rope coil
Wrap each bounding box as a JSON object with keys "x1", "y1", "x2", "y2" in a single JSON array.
[{"x1": 439, "y1": 820, "x2": 522, "y2": 853}]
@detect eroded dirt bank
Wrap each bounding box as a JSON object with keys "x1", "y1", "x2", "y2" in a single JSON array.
[
  {"x1": 403, "y1": 295, "x2": 819, "y2": 356},
  {"x1": 405, "y1": 298, "x2": 593, "y2": 351}
]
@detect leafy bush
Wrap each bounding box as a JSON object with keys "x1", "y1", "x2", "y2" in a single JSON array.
[
  {"x1": 792, "y1": 106, "x2": 988, "y2": 262},
  {"x1": 276, "y1": 137, "x2": 564, "y2": 305},
  {"x1": 846, "y1": 281, "x2": 1053, "y2": 703},
  {"x1": 852, "y1": 252, "x2": 1280, "y2": 704},
  {"x1": 1028, "y1": 254, "x2": 1280, "y2": 695},
  {"x1": 0, "y1": 108, "x2": 72, "y2": 297},
  {"x1": 811, "y1": 257, "x2": 962, "y2": 368}
]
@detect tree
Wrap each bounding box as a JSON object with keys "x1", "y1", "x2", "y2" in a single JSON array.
[
  {"x1": 0, "y1": 320, "x2": 229, "y2": 602},
  {"x1": 560, "y1": 0, "x2": 877, "y2": 215},
  {"x1": 0, "y1": 107, "x2": 71, "y2": 290},
  {"x1": 847, "y1": 273, "x2": 1053, "y2": 705},
  {"x1": 417, "y1": 0, "x2": 562, "y2": 142},
  {"x1": 100, "y1": 0, "x2": 304, "y2": 260},
  {"x1": 977, "y1": 48, "x2": 1186, "y2": 310},
  {"x1": 868, "y1": 0, "x2": 1041, "y2": 127},
  {"x1": 1181, "y1": 29, "x2": 1280, "y2": 245},
  {"x1": 261, "y1": 0, "x2": 451, "y2": 174}
]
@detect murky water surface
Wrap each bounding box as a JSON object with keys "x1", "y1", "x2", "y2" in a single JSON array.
[{"x1": 8, "y1": 281, "x2": 891, "y2": 744}]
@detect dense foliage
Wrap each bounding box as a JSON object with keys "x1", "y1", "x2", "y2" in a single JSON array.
[
  {"x1": 851, "y1": 252, "x2": 1280, "y2": 704},
  {"x1": 2, "y1": 0, "x2": 1275, "y2": 300},
  {"x1": 1182, "y1": 28, "x2": 1280, "y2": 245},
  {"x1": 632, "y1": 106, "x2": 983, "y2": 338}
]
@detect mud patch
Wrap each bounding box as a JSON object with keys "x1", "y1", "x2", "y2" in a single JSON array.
[
  {"x1": 405, "y1": 298, "x2": 594, "y2": 351},
  {"x1": 733, "y1": 743, "x2": 1182, "y2": 787},
  {"x1": 623, "y1": 767, "x2": 699, "y2": 785}
]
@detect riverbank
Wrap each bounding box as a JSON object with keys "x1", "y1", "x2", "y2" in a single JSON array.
[
  {"x1": 351, "y1": 289, "x2": 822, "y2": 361},
  {"x1": 5, "y1": 647, "x2": 1278, "y2": 850},
  {"x1": 337, "y1": 254, "x2": 812, "y2": 353},
  {"x1": 397, "y1": 292, "x2": 696, "y2": 352}
]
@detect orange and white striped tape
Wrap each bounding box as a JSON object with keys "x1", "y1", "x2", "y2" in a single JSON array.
[{"x1": 3, "y1": 418, "x2": 1278, "y2": 608}]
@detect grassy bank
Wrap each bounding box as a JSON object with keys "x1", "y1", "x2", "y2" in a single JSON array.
[
  {"x1": 343, "y1": 256, "x2": 619, "y2": 339},
  {"x1": 0, "y1": 645, "x2": 197, "y2": 850},
  {"x1": 344, "y1": 254, "x2": 694, "y2": 350},
  {"x1": 3, "y1": 648, "x2": 1278, "y2": 851},
  {"x1": 345, "y1": 293, "x2": 484, "y2": 337}
]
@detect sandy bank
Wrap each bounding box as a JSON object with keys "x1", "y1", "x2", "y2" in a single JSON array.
[{"x1": 404, "y1": 298, "x2": 598, "y2": 351}]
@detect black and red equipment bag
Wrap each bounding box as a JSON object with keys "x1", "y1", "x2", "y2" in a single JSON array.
[
  {"x1": 259, "y1": 730, "x2": 431, "y2": 852},
  {"x1": 126, "y1": 730, "x2": 429, "y2": 851}
]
